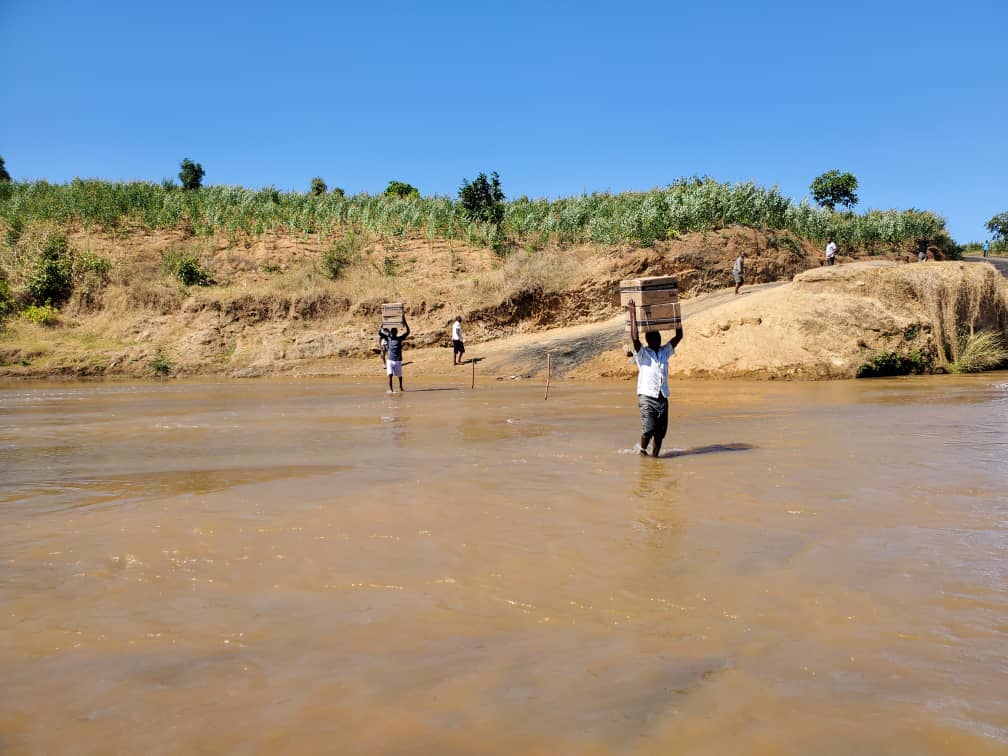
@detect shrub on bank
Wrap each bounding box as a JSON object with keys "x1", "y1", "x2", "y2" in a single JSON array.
[
  {"x1": 163, "y1": 250, "x2": 214, "y2": 287},
  {"x1": 19, "y1": 303, "x2": 59, "y2": 326}
]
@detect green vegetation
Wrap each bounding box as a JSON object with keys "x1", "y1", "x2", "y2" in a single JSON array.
[
  {"x1": 459, "y1": 171, "x2": 505, "y2": 226},
  {"x1": 162, "y1": 250, "x2": 214, "y2": 286},
  {"x1": 179, "y1": 158, "x2": 205, "y2": 191},
  {"x1": 0, "y1": 276, "x2": 14, "y2": 324},
  {"x1": 320, "y1": 231, "x2": 366, "y2": 279},
  {"x1": 19, "y1": 303, "x2": 59, "y2": 326},
  {"x1": 856, "y1": 350, "x2": 927, "y2": 378},
  {"x1": 151, "y1": 351, "x2": 172, "y2": 377},
  {"x1": 0, "y1": 156, "x2": 10, "y2": 183},
  {"x1": 986, "y1": 212, "x2": 1008, "y2": 244},
  {"x1": 384, "y1": 180, "x2": 419, "y2": 199},
  {"x1": 946, "y1": 331, "x2": 1008, "y2": 373},
  {"x1": 810, "y1": 170, "x2": 859, "y2": 211},
  {"x1": 0, "y1": 177, "x2": 948, "y2": 252},
  {"x1": 10, "y1": 228, "x2": 75, "y2": 306},
  {"x1": 311, "y1": 177, "x2": 327, "y2": 196}
]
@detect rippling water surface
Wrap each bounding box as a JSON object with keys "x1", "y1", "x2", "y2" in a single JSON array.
[{"x1": 2, "y1": 374, "x2": 1007, "y2": 754}]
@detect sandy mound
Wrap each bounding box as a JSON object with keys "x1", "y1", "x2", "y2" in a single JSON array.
[{"x1": 578, "y1": 261, "x2": 1008, "y2": 380}]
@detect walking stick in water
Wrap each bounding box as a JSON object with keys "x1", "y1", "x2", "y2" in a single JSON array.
[{"x1": 544, "y1": 353, "x2": 551, "y2": 400}]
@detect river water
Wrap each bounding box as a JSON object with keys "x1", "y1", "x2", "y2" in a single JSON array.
[{"x1": 1, "y1": 374, "x2": 1006, "y2": 754}]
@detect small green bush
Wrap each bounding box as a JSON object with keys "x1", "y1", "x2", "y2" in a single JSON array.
[
  {"x1": 856, "y1": 350, "x2": 926, "y2": 378},
  {"x1": 261, "y1": 261, "x2": 281, "y2": 274},
  {"x1": 0, "y1": 277, "x2": 15, "y2": 324},
  {"x1": 5, "y1": 216, "x2": 23, "y2": 246},
  {"x1": 24, "y1": 232, "x2": 74, "y2": 305},
  {"x1": 320, "y1": 232, "x2": 365, "y2": 279},
  {"x1": 19, "y1": 303, "x2": 59, "y2": 326},
  {"x1": 0, "y1": 155, "x2": 10, "y2": 183},
  {"x1": 380, "y1": 254, "x2": 398, "y2": 276},
  {"x1": 151, "y1": 351, "x2": 172, "y2": 377},
  {"x1": 330, "y1": 187, "x2": 345, "y2": 197},
  {"x1": 311, "y1": 177, "x2": 327, "y2": 196},
  {"x1": 163, "y1": 250, "x2": 214, "y2": 286}
]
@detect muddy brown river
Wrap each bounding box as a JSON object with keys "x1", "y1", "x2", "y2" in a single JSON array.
[{"x1": 2, "y1": 374, "x2": 1006, "y2": 754}]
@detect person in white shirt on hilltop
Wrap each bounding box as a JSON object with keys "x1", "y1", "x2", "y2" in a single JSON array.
[
  {"x1": 451, "y1": 316, "x2": 465, "y2": 366},
  {"x1": 628, "y1": 300, "x2": 684, "y2": 457},
  {"x1": 825, "y1": 237, "x2": 837, "y2": 266}
]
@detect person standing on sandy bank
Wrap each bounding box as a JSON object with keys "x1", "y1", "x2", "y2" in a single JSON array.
[
  {"x1": 732, "y1": 251, "x2": 745, "y2": 295},
  {"x1": 451, "y1": 316, "x2": 465, "y2": 366},
  {"x1": 378, "y1": 316, "x2": 410, "y2": 392},
  {"x1": 825, "y1": 237, "x2": 837, "y2": 266},
  {"x1": 628, "y1": 300, "x2": 683, "y2": 457},
  {"x1": 982, "y1": 240, "x2": 990, "y2": 258}
]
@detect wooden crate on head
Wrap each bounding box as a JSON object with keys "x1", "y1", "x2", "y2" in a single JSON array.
[{"x1": 381, "y1": 302, "x2": 405, "y2": 330}]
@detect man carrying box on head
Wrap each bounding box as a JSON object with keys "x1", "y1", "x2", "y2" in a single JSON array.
[
  {"x1": 628, "y1": 300, "x2": 683, "y2": 457},
  {"x1": 378, "y1": 315, "x2": 410, "y2": 393}
]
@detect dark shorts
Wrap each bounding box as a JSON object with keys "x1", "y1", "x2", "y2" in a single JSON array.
[
  {"x1": 453, "y1": 339, "x2": 465, "y2": 355},
  {"x1": 638, "y1": 394, "x2": 669, "y2": 441}
]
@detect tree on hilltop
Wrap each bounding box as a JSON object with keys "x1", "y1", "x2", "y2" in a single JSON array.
[
  {"x1": 458, "y1": 171, "x2": 505, "y2": 226},
  {"x1": 178, "y1": 158, "x2": 205, "y2": 191},
  {"x1": 985, "y1": 212, "x2": 1008, "y2": 244},
  {"x1": 0, "y1": 155, "x2": 11, "y2": 183},
  {"x1": 384, "y1": 180, "x2": 420, "y2": 198},
  {"x1": 810, "y1": 170, "x2": 859, "y2": 211},
  {"x1": 311, "y1": 177, "x2": 327, "y2": 196}
]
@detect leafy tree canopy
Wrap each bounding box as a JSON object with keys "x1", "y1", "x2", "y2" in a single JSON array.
[
  {"x1": 985, "y1": 211, "x2": 1008, "y2": 242},
  {"x1": 384, "y1": 180, "x2": 419, "y2": 198},
  {"x1": 810, "y1": 170, "x2": 859, "y2": 211},
  {"x1": 458, "y1": 171, "x2": 505, "y2": 225},
  {"x1": 178, "y1": 158, "x2": 205, "y2": 191},
  {"x1": 311, "y1": 177, "x2": 327, "y2": 196},
  {"x1": 0, "y1": 155, "x2": 10, "y2": 183}
]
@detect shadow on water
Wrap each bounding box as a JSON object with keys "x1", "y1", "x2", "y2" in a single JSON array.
[{"x1": 659, "y1": 442, "x2": 755, "y2": 459}]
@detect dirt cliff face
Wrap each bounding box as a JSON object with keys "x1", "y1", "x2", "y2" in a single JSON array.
[{"x1": 3, "y1": 225, "x2": 997, "y2": 381}]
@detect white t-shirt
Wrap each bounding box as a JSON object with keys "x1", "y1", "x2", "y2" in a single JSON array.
[
  {"x1": 634, "y1": 343, "x2": 673, "y2": 398},
  {"x1": 825, "y1": 241, "x2": 837, "y2": 259},
  {"x1": 451, "y1": 321, "x2": 463, "y2": 340}
]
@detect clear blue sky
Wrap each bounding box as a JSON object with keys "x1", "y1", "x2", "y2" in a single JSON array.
[{"x1": 2, "y1": 0, "x2": 1004, "y2": 241}]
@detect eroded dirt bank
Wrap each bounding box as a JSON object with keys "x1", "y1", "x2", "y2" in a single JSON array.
[{"x1": 1, "y1": 223, "x2": 1003, "y2": 380}]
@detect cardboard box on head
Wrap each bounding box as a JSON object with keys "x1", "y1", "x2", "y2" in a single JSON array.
[{"x1": 619, "y1": 277, "x2": 680, "y2": 331}]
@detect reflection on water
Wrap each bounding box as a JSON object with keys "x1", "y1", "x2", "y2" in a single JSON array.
[{"x1": 1, "y1": 374, "x2": 1007, "y2": 754}]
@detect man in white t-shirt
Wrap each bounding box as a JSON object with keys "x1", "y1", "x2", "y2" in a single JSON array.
[
  {"x1": 628, "y1": 300, "x2": 684, "y2": 457},
  {"x1": 825, "y1": 237, "x2": 837, "y2": 266},
  {"x1": 451, "y1": 316, "x2": 465, "y2": 365}
]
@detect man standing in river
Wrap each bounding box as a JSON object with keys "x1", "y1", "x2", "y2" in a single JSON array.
[
  {"x1": 378, "y1": 316, "x2": 410, "y2": 393},
  {"x1": 628, "y1": 300, "x2": 683, "y2": 457}
]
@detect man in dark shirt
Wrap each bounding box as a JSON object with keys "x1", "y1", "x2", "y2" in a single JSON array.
[{"x1": 378, "y1": 316, "x2": 410, "y2": 392}]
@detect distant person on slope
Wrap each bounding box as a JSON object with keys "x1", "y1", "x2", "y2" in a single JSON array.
[
  {"x1": 628, "y1": 300, "x2": 683, "y2": 457},
  {"x1": 732, "y1": 251, "x2": 745, "y2": 295},
  {"x1": 983, "y1": 240, "x2": 990, "y2": 258},
  {"x1": 378, "y1": 316, "x2": 411, "y2": 393},
  {"x1": 825, "y1": 237, "x2": 837, "y2": 266},
  {"x1": 451, "y1": 316, "x2": 465, "y2": 366}
]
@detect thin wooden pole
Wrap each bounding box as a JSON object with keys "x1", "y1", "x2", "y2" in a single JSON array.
[
  {"x1": 544, "y1": 353, "x2": 551, "y2": 400},
  {"x1": 471, "y1": 358, "x2": 475, "y2": 390}
]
